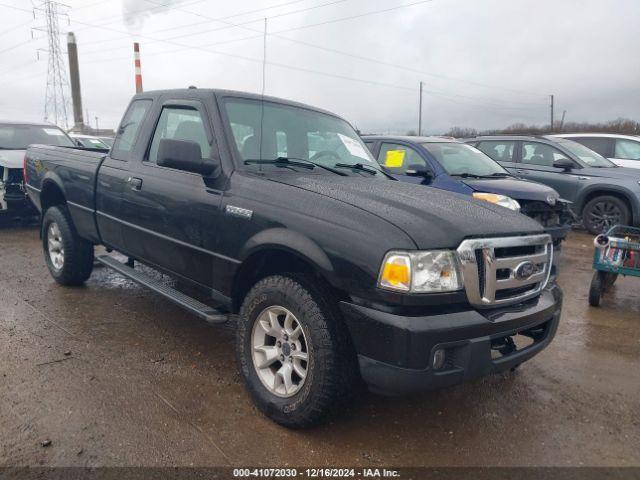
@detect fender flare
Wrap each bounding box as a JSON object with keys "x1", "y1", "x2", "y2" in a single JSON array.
[{"x1": 239, "y1": 227, "x2": 335, "y2": 279}]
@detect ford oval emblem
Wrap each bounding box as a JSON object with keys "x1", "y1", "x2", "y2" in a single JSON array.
[{"x1": 515, "y1": 261, "x2": 535, "y2": 281}]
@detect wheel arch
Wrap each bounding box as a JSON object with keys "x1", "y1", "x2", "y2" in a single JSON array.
[
  {"x1": 576, "y1": 186, "x2": 636, "y2": 220},
  {"x1": 230, "y1": 229, "x2": 344, "y2": 313},
  {"x1": 40, "y1": 175, "x2": 68, "y2": 213}
]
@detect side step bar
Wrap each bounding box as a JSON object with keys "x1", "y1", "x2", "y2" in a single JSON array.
[{"x1": 96, "y1": 255, "x2": 229, "y2": 324}]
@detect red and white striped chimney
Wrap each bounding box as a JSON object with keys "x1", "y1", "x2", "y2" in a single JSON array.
[{"x1": 134, "y1": 42, "x2": 143, "y2": 93}]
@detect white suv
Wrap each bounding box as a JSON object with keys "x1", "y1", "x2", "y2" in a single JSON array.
[{"x1": 554, "y1": 134, "x2": 640, "y2": 169}]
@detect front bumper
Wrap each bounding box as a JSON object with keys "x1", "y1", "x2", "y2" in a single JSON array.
[{"x1": 340, "y1": 284, "x2": 562, "y2": 395}]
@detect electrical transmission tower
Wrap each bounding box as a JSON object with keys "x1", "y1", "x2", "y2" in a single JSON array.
[{"x1": 34, "y1": 0, "x2": 71, "y2": 129}]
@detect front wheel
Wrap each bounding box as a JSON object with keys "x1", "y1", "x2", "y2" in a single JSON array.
[
  {"x1": 42, "y1": 206, "x2": 94, "y2": 285},
  {"x1": 588, "y1": 271, "x2": 605, "y2": 307},
  {"x1": 582, "y1": 196, "x2": 630, "y2": 234},
  {"x1": 236, "y1": 274, "x2": 357, "y2": 428}
]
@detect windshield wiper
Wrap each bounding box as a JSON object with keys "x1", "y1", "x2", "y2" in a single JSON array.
[
  {"x1": 335, "y1": 162, "x2": 393, "y2": 178},
  {"x1": 483, "y1": 172, "x2": 511, "y2": 178},
  {"x1": 245, "y1": 157, "x2": 346, "y2": 176},
  {"x1": 450, "y1": 172, "x2": 484, "y2": 179}
]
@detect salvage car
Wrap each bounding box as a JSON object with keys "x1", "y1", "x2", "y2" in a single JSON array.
[
  {"x1": 363, "y1": 136, "x2": 573, "y2": 245},
  {"x1": 0, "y1": 121, "x2": 75, "y2": 217},
  {"x1": 25, "y1": 89, "x2": 562, "y2": 428},
  {"x1": 468, "y1": 135, "x2": 640, "y2": 234}
]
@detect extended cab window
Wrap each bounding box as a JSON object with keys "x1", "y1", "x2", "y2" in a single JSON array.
[
  {"x1": 377, "y1": 143, "x2": 426, "y2": 175},
  {"x1": 615, "y1": 139, "x2": 640, "y2": 160},
  {"x1": 521, "y1": 142, "x2": 570, "y2": 167},
  {"x1": 112, "y1": 99, "x2": 152, "y2": 159},
  {"x1": 148, "y1": 106, "x2": 211, "y2": 164},
  {"x1": 476, "y1": 141, "x2": 515, "y2": 162}
]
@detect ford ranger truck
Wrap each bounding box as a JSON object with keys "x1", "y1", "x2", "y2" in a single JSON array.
[{"x1": 25, "y1": 89, "x2": 562, "y2": 428}]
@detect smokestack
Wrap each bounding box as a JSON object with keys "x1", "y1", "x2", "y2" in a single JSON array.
[
  {"x1": 134, "y1": 42, "x2": 143, "y2": 93},
  {"x1": 67, "y1": 32, "x2": 85, "y2": 132}
]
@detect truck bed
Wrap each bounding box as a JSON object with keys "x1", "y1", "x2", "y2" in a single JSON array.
[{"x1": 25, "y1": 144, "x2": 107, "y2": 242}]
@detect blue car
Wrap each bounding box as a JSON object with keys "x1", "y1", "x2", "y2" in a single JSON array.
[{"x1": 363, "y1": 135, "x2": 573, "y2": 244}]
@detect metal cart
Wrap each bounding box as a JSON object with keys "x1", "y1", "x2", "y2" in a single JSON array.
[{"x1": 589, "y1": 225, "x2": 640, "y2": 306}]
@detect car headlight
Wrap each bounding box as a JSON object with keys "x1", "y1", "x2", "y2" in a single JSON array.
[
  {"x1": 473, "y1": 192, "x2": 520, "y2": 212},
  {"x1": 378, "y1": 250, "x2": 462, "y2": 293}
]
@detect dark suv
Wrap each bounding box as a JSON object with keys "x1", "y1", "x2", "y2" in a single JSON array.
[{"x1": 467, "y1": 135, "x2": 640, "y2": 234}]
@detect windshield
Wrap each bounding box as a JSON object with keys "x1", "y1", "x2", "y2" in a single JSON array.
[
  {"x1": 554, "y1": 139, "x2": 615, "y2": 167},
  {"x1": 422, "y1": 142, "x2": 509, "y2": 176},
  {"x1": 0, "y1": 124, "x2": 75, "y2": 149},
  {"x1": 76, "y1": 137, "x2": 109, "y2": 149},
  {"x1": 222, "y1": 98, "x2": 384, "y2": 176}
]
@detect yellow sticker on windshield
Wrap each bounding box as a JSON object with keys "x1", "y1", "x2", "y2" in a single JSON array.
[{"x1": 385, "y1": 150, "x2": 405, "y2": 168}]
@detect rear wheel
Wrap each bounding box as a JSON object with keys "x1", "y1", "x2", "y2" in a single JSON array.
[
  {"x1": 42, "y1": 206, "x2": 94, "y2": 285},
  {"x1": 236, "y1": 274, "x2": 357, "y2": 428},
  {"x1": 582, "y1": 196, "x2": 630, "y2": 234}
]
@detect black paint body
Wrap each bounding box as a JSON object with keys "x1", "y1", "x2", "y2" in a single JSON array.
[{"x1": 25, "y1": 89, "x2": 562, "y2": 394}]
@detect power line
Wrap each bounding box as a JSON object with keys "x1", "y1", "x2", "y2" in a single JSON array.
[
  {"x1": 0, "y1": 37, "x2": 32, "y2": 56},
  {"x1": 80, "y1": 0, "x2": 350, "y2": 50},
  {"x1": 81, "y1": 0, "x2": 546, "y2": 103},
  {"x1": 0, "y1": 18, "x2": 33, "y2": 38}
]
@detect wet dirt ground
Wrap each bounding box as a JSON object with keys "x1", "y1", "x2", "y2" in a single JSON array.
[{"x1": 0, "y1": 223, "x2": 638, "y2": 467}]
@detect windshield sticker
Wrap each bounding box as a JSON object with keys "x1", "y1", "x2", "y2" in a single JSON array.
[
  {"x1": 44, "y1": 128, "x2": 65, "y2": 136},
  {"x1": 385, "y1": 150, "x2": 405, "y2": 168},
  {"x1": 338, "y1": 133, "x2": 371, "y2": 161}
]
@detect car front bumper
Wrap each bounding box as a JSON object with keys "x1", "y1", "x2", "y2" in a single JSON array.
[{"x1": 340, "y1": 284, "x2": 562, "y2": 395}]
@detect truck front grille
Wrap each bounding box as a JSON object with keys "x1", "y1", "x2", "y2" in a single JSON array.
[{"x1": 457, "y1": 234, "x2": 553, "y2": 307}]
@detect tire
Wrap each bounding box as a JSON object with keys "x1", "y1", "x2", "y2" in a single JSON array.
[
  {"x1": 236, "y1": 274, "x2": 357, "y2": 428},
  {"x1": 582, "y1": 195, "x2": 630, "y2": 235},
  {"x1": 42, "y1": 205, "x2": 94, "y2": 286},
  {"x1": 588, "y1": 271, "x2": 604, "y2": 307}
]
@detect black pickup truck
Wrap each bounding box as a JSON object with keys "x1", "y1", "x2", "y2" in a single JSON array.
[{"x1": 25, "y1": 88, "x2": 562, "y2": 428}]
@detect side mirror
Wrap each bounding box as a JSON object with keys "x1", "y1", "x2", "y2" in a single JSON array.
[
  {"x1": 157, "y1": 138, "x2": 219, "y2": 176},
  {"x1": 75, "y1": 140, "x2": 83, "y2": 147},
  {"x1": 553, "y1": 158, "x2": 574, "y2": 171},
  {"x1": 406, "y1": 164, "x2": 433, "y2": 179}
]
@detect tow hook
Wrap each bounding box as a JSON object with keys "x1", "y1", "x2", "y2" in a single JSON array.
[{"x1": 491, "y1": 336, "x2": 517, "y2": 356}]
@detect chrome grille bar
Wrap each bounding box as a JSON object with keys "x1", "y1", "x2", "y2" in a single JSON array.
[{"x1": 457, "y1": 234, "x2": 553, "y2": 307}]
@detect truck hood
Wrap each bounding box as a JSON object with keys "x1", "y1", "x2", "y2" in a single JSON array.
[
  {"x1": 461, "y1": 177, "x2": 560, "y2": 204},
  {"x1": 0, "y1": 149, "x2": 25, "y2": 169},
  {"x1": 269, "y1": 174, "x2": 544, "y2": 249}
]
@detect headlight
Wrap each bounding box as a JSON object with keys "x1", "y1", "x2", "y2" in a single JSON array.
[
  {"x1": 378, "y1": 250, "x2": 462, "y2": 293},
  {"x1": 473, "y1": 192, "x2": 520, "y2": 212}
]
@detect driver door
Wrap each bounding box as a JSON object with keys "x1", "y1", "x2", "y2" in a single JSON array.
[{"x1": 120, "y1": 100, "x2": 223, "y2": 288}]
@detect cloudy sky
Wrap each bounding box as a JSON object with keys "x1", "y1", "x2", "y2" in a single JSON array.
[{"x1": 0, "y1": 0, "x2": 638, "y2": 134}]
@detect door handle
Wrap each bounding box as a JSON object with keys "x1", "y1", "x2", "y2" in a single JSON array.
[{"x1": 127, "y1": 176, "x2": 143, "y2": 190}]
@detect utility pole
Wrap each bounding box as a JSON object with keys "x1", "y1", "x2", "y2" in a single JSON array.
[
  {"x1": 559, "y1": 110, "x2": 566, "y2": 132},
  {"x1": 550, "y1": 94, "x2": 554, "y2": 132},
  {"x1": 95, "y1": 116, "x2": 99, "y2": 132},
  {"x1": 418, "y1": 81, "x2": 424, "y2": 136}
]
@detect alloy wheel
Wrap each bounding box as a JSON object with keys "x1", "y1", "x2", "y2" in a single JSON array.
[
  {"x1": 251, "y1": 305, "x2": 309, "y2": 398},
  {"x1": 47, "y1": 222, "x2": 65, "y2": 270},
  {"x1": 587, "y1": 201, "x2": 623, "y2": 232}
]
